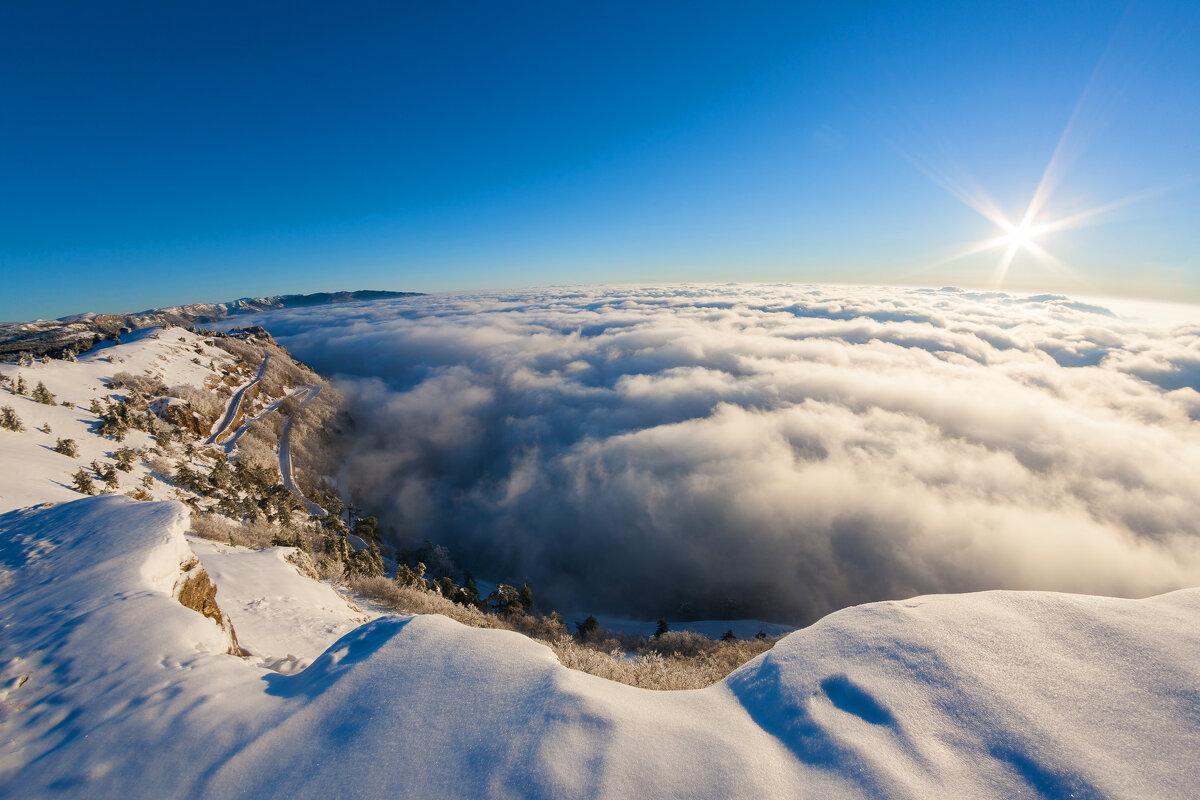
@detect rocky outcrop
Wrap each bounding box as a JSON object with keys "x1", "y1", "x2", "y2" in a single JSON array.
[
  {"x1": 174, "y1": 557, "x2": 245, "y2": 656},
  {"x1": 151, "y1": 397, "x2": 210, "y2": 439}
]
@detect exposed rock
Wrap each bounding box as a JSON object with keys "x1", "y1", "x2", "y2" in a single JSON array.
[
  {"x1": 173, "y1": 557, "x2": 245, "y2": 656},
  {"x1": 151, "y1": 397, "x2": 209, "y2": 438}
]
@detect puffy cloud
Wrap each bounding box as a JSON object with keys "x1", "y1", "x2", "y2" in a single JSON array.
[{"x1": 241, "y1": 285, "x2": 1200, "y2": 624}]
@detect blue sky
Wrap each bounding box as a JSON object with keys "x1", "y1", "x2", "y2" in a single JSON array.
[{"x1": 2, "y1": 1, "x2": 1198, "y2": 320}]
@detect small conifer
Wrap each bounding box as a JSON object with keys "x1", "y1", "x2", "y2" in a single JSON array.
[
  {"x1": 114, "y1": 446, "x2": 136, "y2": 471},
  {"x1": 31, "y1": 382, "x2": 55, "y2": 405},
  {"x1": 72, "y1": 468, "x2": 95, "y2": 495},
  {"x1": 53, "y1": 438, "x2": 79, "y2": 457},
  {"x1": 0, "y1": 406, "x2": 23, "y2": 432}
]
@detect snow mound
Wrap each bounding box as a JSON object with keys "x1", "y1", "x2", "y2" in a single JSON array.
[
  {"x1": 188, "y1": 539, "x2": 372, "y2": 673},
  {"x1": 2, "y1": 496, "x2": 1198, "y2": 798}
]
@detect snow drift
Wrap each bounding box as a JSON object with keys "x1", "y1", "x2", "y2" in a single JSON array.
[
  {"x1": 235, "y1": 285, "x2": 1200, "y2": 622},
  {"x1": 2, "y1": 495, "x2": 1198, "y2": 799}
]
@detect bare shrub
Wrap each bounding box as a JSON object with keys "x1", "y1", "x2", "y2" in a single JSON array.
[
  {"x1": 347, "y1": 575, "x2": 501, "y2": 629},
  {"x1": 110, "y1": 371, "x2": 167, "y2": 397},
  {"x1": 236, "y1": 425, "x2": 278, "y2": 475},
  {"x1": 347, "y1": 573, "x2": 777, "y2": 690},
  {"x1": 189, "y1": 511, "x2": 277, "y2": 549},
  {"x1": 214, "y1": 337, "x2": 262, "y2": 365}
]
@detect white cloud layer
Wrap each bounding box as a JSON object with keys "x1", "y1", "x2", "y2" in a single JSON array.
[{"x1": 243, "y1": 285, "x2": 1200, "y2": 623}]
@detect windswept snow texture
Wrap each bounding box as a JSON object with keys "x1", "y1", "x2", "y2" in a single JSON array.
[
  {"x1": 2, "y1": 496, "x2": 1199, "y2": 799},
  {"x1": 238, "y1": 285, "x2": 1200, "y2": 623}
]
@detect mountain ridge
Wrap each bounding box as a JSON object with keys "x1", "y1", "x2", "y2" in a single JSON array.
[{"x1": 0, "y1": 289, "x2": 422, "y2": 359}]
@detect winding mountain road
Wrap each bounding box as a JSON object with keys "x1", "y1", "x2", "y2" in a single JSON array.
[
  {"x1": 206, "y1": 355, "x2": 269, "y2": 445},
  {"x1": 278, "y1": 385, "x2": 325, "y2": 516}
]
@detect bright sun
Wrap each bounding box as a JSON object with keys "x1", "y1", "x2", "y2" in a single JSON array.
[
  {"x1": 998, "y1": 219, "x2": 1044, "y2": 251},
  {"x1": 908, "y1": 139, "x2": 1162, "y2": 289}
]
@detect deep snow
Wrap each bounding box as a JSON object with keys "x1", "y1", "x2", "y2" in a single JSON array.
[
  {"x1": 1, "y1": 317, "x2": 1198, "y2": 799},
  {"x1": 1, "y1": 495, "x2": 1198, "y2": 799}
]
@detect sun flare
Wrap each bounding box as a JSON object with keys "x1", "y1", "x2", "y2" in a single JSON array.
[{"x1": 997, "y1": 219, "x2": 1045, "y2": 251}]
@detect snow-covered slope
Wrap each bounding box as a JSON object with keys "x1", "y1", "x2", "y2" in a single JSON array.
[
  {"x1": 1, "y1": 494, "x2": 1198, "y2": 799},
  {"x1": 188, "y1": 539, "x2": 370, "y2": 673},
  {"x1": 0, "y1": 328, "x2": 237, "y2": 512},
  {"x1": 2, "y1": 318, "x2": 1198, "y2": 799}
]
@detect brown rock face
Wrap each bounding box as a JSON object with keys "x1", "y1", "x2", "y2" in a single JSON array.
[
  {"x1": 158, "y1": 402, "x2": 209, "y2": 439},
  {"x1": 174, "y1": 557, "x2": 245, "y2": 656}
]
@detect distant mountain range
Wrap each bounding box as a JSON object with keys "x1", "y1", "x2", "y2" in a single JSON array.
[{"x1": 0, "y1": 290, "x2": 422, "y2": 359}]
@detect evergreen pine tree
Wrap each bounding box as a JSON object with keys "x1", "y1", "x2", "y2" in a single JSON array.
[
  {"x1": 519, "y1": 583, "x2": 534, "y2": 612},
  {"x1": 209, "y1": 457, "x2": 231, "y2": 487},
  {"x1": 351, "y1": 515, "x2": 379, "y2": 542},
  {"x1": 53, "y1": 438, "x2": 79, "y2": 457},
  {"x1": 575, "y1": 615, "x2": 599, "y2": 641},
  {"x1": 654, "y1": 618, "x2": 669, "y2": 638},
  {"x1": 463, "y1": 574, "x2": 480, "y2": 607},
  {"x1": 101, "y1": 465, "x2": 120, "y2": 489},
  {"x1": 114, "y1": 446, "x2": 136, "y2": 471},
  {"x1": 31, "y1": 382, "x2": 55, "y2": 405},
  {"x1": 0, "y1": 406, "x2": 23, "y2": 432},
  {"x1": 72, "y1": 469, "x2": 95, "y2": 495},
  {"x1": 15, "y1": 376, "x2": 27, "y2": 396},
  {"x1": 721, "y1": 629, "x2": 737, "y2": 642}
]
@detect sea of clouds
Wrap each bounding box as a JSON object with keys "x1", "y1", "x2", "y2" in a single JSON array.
[{"x1": 241, "y1": 284, "x2": 1200, "y2": 623}]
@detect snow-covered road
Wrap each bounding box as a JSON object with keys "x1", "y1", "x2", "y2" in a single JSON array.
[
  {"x1": 206, "y1": 354, "x2": 269, "y2": 445},
  {"x1": 278, "y1": 385, "x2": 323, "y2": 516}
]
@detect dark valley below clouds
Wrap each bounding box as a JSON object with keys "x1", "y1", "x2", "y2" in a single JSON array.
[{"x1": 239, "y1": 284, "x2": 1200, "y2": 624}]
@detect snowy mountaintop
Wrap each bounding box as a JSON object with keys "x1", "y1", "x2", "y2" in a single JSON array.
[{"x1": 0, "y1": 289, "x2": 421, "y2": 359}]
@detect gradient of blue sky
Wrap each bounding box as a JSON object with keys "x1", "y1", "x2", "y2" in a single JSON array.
[{"x1": 2, "y1": 1, "x2": 1198, "y2": 320}]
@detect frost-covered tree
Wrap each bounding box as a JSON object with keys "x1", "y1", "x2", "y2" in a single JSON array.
[
  {"x1": 351, "y1": 515, "x2": 379, "y2": 543},
  {"x1": 54, "y1": 438, "x2": 79, "y2": 457},
  {"x1": 72, "y1": 468, "x2": 95, "y2": 495},
  {"x1": 101, "y1": 464, "x2": 119, "y2": 490},
  {"x1": 14, "y1": 375, "x2": 27, "y2": 396},
  {"x1": 208, "y1": 457, "x2": 232, "y2": 488},
  {"x1": 394, "y1": 560, "x2": 426, "y2": 588},
  {"x1": 0, "y1": 406, "x2": 23, "y2": 432},
  {"x1": 487, "y1": 584, "x2": 523, "y2": 614},
  {"x1": 114, "y1": 446, "x2": 136, "y2": 471},
  {"x1": 31, "y1": 382, "x2": 55, "y2": 405}
]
